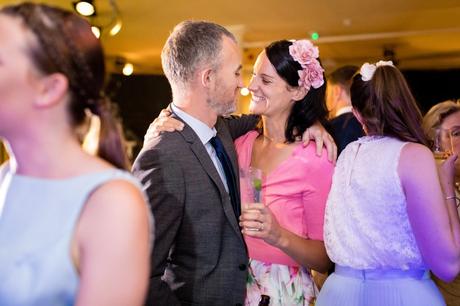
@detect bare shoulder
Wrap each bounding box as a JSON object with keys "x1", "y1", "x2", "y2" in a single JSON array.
[
  {"x1": 79, "y1": 179, "x2": 149, "y2": 232},
  {"x1": 400, "y1": 142, "x2": 434, "y2": 164},
  {"x1": 88, "y1": 179, "x2": 146, "y2": 213},
  {"x1": 72, "y1": 177, "x2": 150, "y2": 273},
  {"x1": 399, "y1": 142, "x2": 436, "y2": 180}
]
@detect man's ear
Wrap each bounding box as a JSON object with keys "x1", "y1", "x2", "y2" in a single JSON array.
[
  {"x1": 34, "y1": 73, "x2": 68, "y2": 108},
  {"x1": 331, "y1": 84, "x2": 344, "y2": 101},
  {"x1": 200, "y1": 67, "x2": 214, "y2": 89}
]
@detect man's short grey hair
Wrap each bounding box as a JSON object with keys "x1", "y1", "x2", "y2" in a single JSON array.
[{"x1": 161, "y1": 20, "x2": 236, "y2": 88}]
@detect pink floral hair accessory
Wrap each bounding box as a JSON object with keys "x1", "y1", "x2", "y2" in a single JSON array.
[{"x1": 288, "y1": 39, "x2": 324, "y2": 91}]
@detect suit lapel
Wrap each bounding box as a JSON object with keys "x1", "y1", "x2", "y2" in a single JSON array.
[
  {"x1": 169, "y1": 110, "x2": 244, "y2": 242},
  {"x1": 215, "y1": 118, "x2": 241, "y2": 203},
  {"x1": 214, "y1": 119, "x2": 244, "y2": 241}
]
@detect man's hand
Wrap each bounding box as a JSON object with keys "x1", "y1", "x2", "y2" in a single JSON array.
[
  {"x1": 301, "y1": 122, "x2": 337, "y2": 163},
  {"x1": 144, "y1": 109, "x2": 184, "y2": 145}
]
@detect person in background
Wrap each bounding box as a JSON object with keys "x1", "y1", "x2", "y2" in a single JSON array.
[
  {"x1": 423, "y1": 99, "x2": 460, "y2": 306},
  {"x1": 238, "y1": 39, "x2": 333, "y2": 306},
  {"x1": 317, "y1": 61, "x2": 460, "y2": 306},
  {"x1": 326, "y1": 65, "x2": 364, "y2": 155},
  {"x1": 423, "y1": 100, "x2": 460, "y2": 189},
  {"x1": 0, "y1": 3, "x2": 151, "y2": 306}
]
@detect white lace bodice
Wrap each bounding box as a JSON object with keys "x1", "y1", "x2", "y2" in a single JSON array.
[{"x1": 324, "y1": 136, "x2": 425, "y2": 270}]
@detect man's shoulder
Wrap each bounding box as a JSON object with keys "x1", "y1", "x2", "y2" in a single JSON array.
[
  {"x1": 136, "y1": 132, "x2": 189, "y2": 164},
  {"x1": 143, "y1": 131, "x2": 187, "y2": 151}
]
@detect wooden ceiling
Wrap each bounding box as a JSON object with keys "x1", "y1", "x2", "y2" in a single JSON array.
[{"x1": 2, "y1": 0, "x2": 460, "y2": 74}]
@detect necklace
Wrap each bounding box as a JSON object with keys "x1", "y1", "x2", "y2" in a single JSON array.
[{"x1": 261, "y1": 134, "x2": 286, "y2": 143}]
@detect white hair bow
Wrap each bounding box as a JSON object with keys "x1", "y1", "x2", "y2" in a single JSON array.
[{"x1": 360, "y1": 60, "x2": 394, "y2": 81}]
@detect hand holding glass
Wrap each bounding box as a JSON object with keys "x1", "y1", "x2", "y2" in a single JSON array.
[{"x1": 433, "y1": 128, "x2": 454, "y2": 162}]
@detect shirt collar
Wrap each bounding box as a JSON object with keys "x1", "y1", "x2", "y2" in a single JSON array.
[
  {"x1": 171, "y1": 103, "x2": 216, "y2": 145},
  {"x1": 335, "y1": 106, "x2": 353, "y2": 117}
]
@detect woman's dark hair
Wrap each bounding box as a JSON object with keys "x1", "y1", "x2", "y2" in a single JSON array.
[
  {"x1": 1, "y1": 2, "x2": 130, "y2": 169},
  {"x1": 265, "y1": 40, "x2": 329, "y2": 143},
  {"x1": 350, "y1": 65, "x2": 428, "y2": 145}
]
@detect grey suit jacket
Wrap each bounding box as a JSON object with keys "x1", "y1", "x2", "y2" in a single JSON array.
[{"x1": 132, "y1": 113, "x2": 260, "y2": 306}]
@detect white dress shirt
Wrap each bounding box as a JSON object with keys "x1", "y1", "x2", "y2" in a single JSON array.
[{"x1": 335, "y1": 105, "x2": 353, "y2": 117}]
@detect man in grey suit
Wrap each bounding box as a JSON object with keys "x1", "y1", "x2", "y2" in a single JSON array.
[{"x1": 132, "y1": 21, "x2": 259, "y2": 306}]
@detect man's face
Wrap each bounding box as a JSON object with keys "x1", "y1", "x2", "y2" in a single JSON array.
[{"x1": 207, "y1": 36, "x2": 243, "y2": 116}]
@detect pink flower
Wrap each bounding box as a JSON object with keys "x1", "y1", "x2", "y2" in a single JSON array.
[
  {"x1": 289, "y1": 39, "x2": 324, "y2": 92},
  {"x1": 298, "y1": 60, "x2": 324, "y2": 90},
  {"x1": 298, "y1": 69, "x2": 311, "y2": 92},
  {"x1": 289, "y1": 40, "x2": 319, "y2": 66},
  {"x1": 307, "y1": 60, "x2": 325, "y2": 88}
]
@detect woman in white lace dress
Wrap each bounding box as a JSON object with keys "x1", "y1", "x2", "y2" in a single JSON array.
[{"x1": 316, "y1": 62, "x2": 460, "y2": 306}]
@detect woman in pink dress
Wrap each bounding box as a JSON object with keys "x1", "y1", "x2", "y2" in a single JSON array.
[{"x1": 237, "y1": 39, "x2": 334, "y2": 306}]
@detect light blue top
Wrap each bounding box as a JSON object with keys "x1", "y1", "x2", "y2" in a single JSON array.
[{"x1": 0, "y1": 164, "x2": 144, "y2": 306}]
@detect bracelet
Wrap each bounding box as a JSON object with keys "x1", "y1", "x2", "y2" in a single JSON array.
[{"x1": 445, "y1": 195, "x2": 460, "y2": 208}]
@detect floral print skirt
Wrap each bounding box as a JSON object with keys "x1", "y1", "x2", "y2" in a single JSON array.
[{"x1": 245, "y1": 259, "x2": 317, "y2": 306}]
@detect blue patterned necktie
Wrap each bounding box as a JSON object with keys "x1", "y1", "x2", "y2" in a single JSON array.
[{"x1": 209, "y1": 136, "x2": 240, "y2": 219}]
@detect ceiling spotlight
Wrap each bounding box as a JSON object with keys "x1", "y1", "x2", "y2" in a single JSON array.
[
  {"x1": 91, "y1": 26, "x2": 101, "y2": 38},
  {"x1": 73, "y1": 1, "x2": 96, "y2": 17},
  {"x1": 114, "y1": 56, "x2": 133, "y2": 76},
  {"x1": 122, "y1": 63, "x2": 134, "y2": 76}
]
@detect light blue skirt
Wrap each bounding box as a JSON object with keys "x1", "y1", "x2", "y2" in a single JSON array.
[{"x1": 316, "y1": 265, "x2": 446, "y2": 306}]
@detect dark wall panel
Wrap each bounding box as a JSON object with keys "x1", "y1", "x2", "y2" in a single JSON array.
[
  {"x1": 108, "y1": 74, "x2": 172, "y2": 157},
  {"x1": 403, "y1": 69, "x2": 460, "y2": 114}
]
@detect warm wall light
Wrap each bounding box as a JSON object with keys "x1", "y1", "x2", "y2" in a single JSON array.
[
  {"x1": 109, "y1": 19, "x2": 122, "y2": 36},
  {"x1": 91, "y1": 26, "x2": 101, "y2": 38},
  {"x1": 73, "y1": 0, "x2": 122, "y2": 38},
  {"x1": 122, "y1": 63, "x2": 134, "y2": 76},
  {"x1": 240, "y1": 87, "x2": 250, "y2": 96},
  {"x1": 73, "y1": 1, "x2": 95, "y2": 17},
  {"x1": 82, "y1": 113, "x2": 101, "y2": 155}
]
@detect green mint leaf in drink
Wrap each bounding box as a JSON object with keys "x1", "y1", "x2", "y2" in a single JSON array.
[{"x1": 252, "y1": 178, "x2": 262, "y2": 191}]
